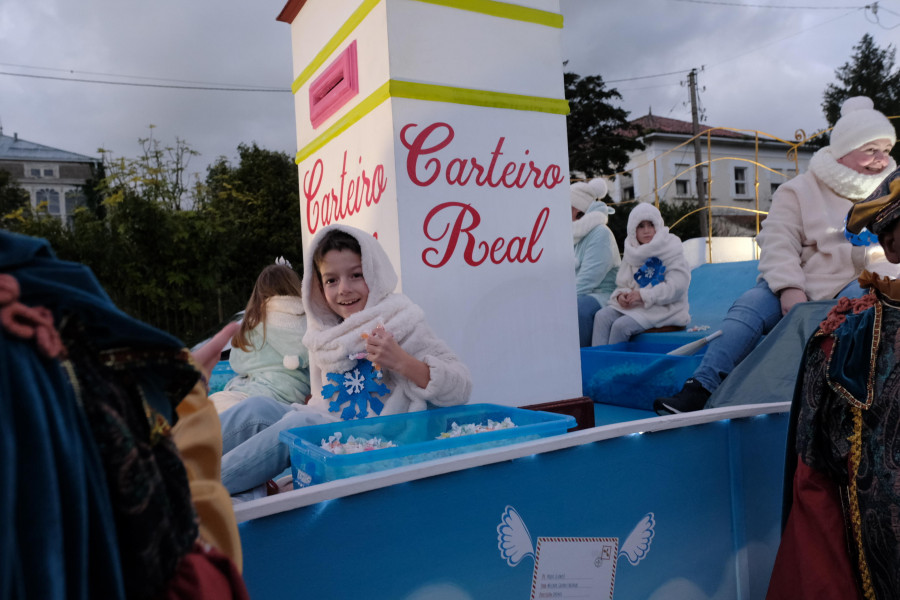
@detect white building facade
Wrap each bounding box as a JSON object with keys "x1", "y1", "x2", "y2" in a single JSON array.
[
  {"x1": 0, "y1": 130, "x2": 100, "y2": 225},
  {"x1": 615, "y1": 114, "x2": 814, "y2": 234}
]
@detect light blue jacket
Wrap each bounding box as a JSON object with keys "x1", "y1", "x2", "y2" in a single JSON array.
[
  {"x1": 574, "y1": 202, "x2": 620, "y2": 305},
  {"x1": 225, "y1": 296, "x2": 310, "y2": 405}
]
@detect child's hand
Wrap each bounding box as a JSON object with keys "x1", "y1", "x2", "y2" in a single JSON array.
[
  {"x1": 779, "y1": 287, "x2": 807, "y2": 316},
  {"x1": 363, "y1": 324, "x2": 431, "y2": 389},
  {"x1": 617, "y1": 291, "x2": 644, "y2": 309},
  {"x1": 192, "y1": 321, "x2": 239, "y2": 389},
  {"x1": 364, "y1": 324, "x2": 403, "y2": 372},
  {"x1": 626, "y1": 291, "x2": 644, "y2": 308}
]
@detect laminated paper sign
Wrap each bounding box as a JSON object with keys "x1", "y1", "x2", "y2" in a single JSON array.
[{"x1": 531, "y1": 537, "x2": 618, "y2": 600}]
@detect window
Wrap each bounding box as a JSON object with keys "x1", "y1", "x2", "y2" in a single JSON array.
[
  {"x1": 769, "y1": 168, "x2": 796, "y2": 196},
  {"x1": 733, "y1": 166, "x2": 748, "y2": 197},
  {"x1": 65, "y1": 190, "x2": 83, "y2": 214},
  {"x1": 623, "y1": 186, "x2": 635, "y2": 201},
  {"x1": 674, "y1": 163, "x2": 692, "y2": 197},
  {"x1": 26, "y1": 164, "x2": 57, "y2": 178},
  {"x1": 36, "y1": 189, "x2": 61, "y2": 214}
]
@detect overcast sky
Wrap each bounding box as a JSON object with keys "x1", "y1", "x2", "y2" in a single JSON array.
[{"x1": 1, "y1": 0, "x2": 897, "y2": 184}]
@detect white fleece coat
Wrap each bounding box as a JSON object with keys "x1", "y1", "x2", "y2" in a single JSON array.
[
  {"x1": 609, "y1": 203, "x2": 691, "y2": 329},
  {"x1": 756, "y1": 147, "x2": 898, "y2": 301},
  {"x1": 301, "y1": 224, "x2": 472, "y2": 420}
]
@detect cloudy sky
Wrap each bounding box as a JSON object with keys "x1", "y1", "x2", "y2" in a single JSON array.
[{"x1": 1, "y1": 0, "x2": 897, "y2": 183}]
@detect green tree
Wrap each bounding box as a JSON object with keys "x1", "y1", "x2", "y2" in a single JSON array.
[
  {"x1": 0, "y1": 169, "x2": 30, "y2": 226},
  {"x1": 822, "y1": 34, "x2": 900, "y2": 159},
  {"x1": 199, "y1": 143, "x2": 304, "y2": 330},
  {"x1": 98, "y1": 125, "x2": 200, "y2": 212},
  {"x1": 5, "y1": 134, "x2": 304, "y2": 344},
  {"x1": 565, "y1": 72, "x2": 645, "y2": 178}
]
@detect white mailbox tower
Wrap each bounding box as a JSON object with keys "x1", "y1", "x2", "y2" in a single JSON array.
[{"x1": 278, "y1": 0, "x2": 581, "y2": 406}]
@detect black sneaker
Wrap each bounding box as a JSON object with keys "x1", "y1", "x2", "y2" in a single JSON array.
[{"x1": 653, "y1": 378, "x2": 711, "y2": 416}]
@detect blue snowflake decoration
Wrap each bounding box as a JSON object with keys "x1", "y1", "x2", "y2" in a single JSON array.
[
  {"x1": 843, "y1": 215, "x2": 878, "y2": 247},
  {"x1": 321, "y1": 359, "x2": 390, "y2": 420},
  {"x1": 634, "y1": 257, "x2": 666, "y2": 287}
]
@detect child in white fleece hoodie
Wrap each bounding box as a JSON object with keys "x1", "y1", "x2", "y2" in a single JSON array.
[
  {"x1": 591, "y1": 202, "x2": 691, "y2": 346},
  {"x1": 219, "y1": 224, "x2": 472, "y2": 496}
]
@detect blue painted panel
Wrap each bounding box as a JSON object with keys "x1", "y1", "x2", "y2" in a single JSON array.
[
  {"x1": 239, "y1": 412, "x2": 788, "y2": 599},
  {"x1": 637, "y1": 260, "x2": 760, "y2": 347}
]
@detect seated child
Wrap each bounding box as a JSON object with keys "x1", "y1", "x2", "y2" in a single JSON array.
[
  {"x1": 210, "y1": 261, "x2": 309, "y2": 413},
  {"x1": 219, "y1": 224, "x2": 472, "y2": 496},
  {"x1": 591, "y1": 202, "x2": 690, "y2": 345}
]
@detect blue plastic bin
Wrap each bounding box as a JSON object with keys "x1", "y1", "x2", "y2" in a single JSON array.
[
  {"x1": 278, "y1": 404, "x2": 576, "y2": 488},
  {"x1": 581, "y1": 341, "x2": 707, "y2": 411}
]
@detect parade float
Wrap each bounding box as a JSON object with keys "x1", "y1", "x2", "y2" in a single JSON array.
[{"x1": 233, "y1": 2, "x2": 792, "y2": 598}]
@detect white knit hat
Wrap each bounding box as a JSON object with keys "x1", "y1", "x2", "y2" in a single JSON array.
[
  {"x1": 570, "y1": 178, "x2": 609, "y2": 213},
  {"x1": 829, "y1": 96, "x2": 896, "y2": 159}
]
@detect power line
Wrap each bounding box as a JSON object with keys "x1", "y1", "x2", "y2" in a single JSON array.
[
  {"x1": 597, "y1": 3, "x2": 863, "y2": 87},
  {"x1": 0, "y1": 61, "x2": 283, "y2": 90},
  {"x1": 672, "y1": 0, "x2": 871, "y2": 8},
  {"x1": 706, "y1": 8, "x2": 860, "y2": 67},
  {"x1": 0, "y1": 71, "x2": 290, "y2": 92},
  {"x1": 605, "y1": 68, "x2": 693, "y2": 84}
]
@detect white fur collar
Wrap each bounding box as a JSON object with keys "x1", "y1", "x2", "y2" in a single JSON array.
[
  {"x1": 573, "y1": 211, "x2": 609, "y2": 244},
  {"x1": 266, "y1": 295, "x2": 304, "y2": 315},
  {"x1": 302, "y1": 293, "x2": 424, "y2": 374},
  {"x1": 809, "y1": 147, "x2": 897, "y2": 200},
  {"x1": 621, "y1": 229, "x2": 682, "y2": 267}
]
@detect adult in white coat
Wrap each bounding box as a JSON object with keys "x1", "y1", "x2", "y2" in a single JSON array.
[{"x1": 656, "y1": 96, "x2": 898, "y2": 415}]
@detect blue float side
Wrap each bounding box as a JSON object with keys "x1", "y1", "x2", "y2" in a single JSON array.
[
  {"x1": 239, "y1": 411, "x2": 788, "y2": 600},
  {"x1": 580, "y1": 260, "x2": 761, "y2": 409}
]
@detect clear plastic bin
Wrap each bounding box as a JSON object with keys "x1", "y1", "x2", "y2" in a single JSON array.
[{"x1": 278, "y1": 403, "x2": 576, "y2": 488}]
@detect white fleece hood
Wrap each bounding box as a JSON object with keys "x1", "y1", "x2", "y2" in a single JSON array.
[{"x1": 302, "y1": 224, "x2": 399, "y2": 330}]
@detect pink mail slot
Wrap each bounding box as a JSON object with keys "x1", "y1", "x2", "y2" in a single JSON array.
[{"x1": 309, "y1": 40, "x2": 359, "y2": 129}]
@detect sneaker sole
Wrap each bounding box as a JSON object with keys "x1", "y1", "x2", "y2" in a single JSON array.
[{"x1": 659, "y1": 402, "x2": 682, "y2": 415}]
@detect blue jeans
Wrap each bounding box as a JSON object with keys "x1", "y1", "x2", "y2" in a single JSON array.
[
  {"x1": 220, "y1": 396, "x2": 331, "y2": 494},
  {"x1": 693, "y1": 279, "x2": 865, "y2": 393},
  {"x1": 577, "y1": 295, "x2": 601, "y2": 347}
]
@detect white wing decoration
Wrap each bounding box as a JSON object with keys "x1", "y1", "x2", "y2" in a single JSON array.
[
  {"x1": 497, "y1": 505, "x2": 534, "y2": 567},
  {"x1": 619, "y1": 512, "x2": 655, "y2": 566}
]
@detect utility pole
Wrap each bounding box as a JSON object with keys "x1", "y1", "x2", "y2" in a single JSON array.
[{"x1": 688, "y1": 68, "x2": 706, "y2": 207}]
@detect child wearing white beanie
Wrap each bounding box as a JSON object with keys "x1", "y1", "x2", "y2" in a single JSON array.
[
  {"x1": 570, "y1": 178, "x2": 609, "y2": 217},
  {"x1": 571, "y1": 177, "x2": 621, "y2": 346}
]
